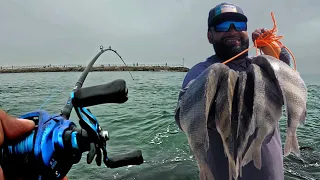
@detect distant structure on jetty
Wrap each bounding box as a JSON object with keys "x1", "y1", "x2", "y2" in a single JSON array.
[{"x1": 0, "y1": 63, "x2": 189, "y2": 73}]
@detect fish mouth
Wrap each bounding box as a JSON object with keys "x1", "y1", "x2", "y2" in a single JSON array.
[{"x1": 222, "y1": 36, "x2": 241, "y2": 46}]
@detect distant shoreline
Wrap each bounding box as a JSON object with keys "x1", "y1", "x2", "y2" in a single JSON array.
[{"x1": 0, "y1": 65, "x2": 189, "y2": 73}]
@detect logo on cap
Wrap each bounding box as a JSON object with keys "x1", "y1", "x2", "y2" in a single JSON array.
[{"x1": 215, "y1": 4, "x2": 237, "y2": 15}]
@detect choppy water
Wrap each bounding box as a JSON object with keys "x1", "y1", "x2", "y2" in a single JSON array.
[{"x1": 0, "y1": 71, "x2": 319, "y2": 180}]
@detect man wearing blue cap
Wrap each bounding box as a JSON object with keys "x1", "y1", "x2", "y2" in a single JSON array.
[{"x1": 175, "y1": 2, "x2": 291, "y2": 180}]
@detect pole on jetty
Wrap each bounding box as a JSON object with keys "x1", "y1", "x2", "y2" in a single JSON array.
[{"x1": 182, "y1": 58, "x2": 185, "y2": 67}]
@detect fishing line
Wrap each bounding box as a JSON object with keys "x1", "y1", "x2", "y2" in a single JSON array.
[
  {"x1": 101, "y1": 45, "x2": 135, "y2": 81},
  {"x1": 38, "y1": 86, "x2": 72, "y2": 110},
  {"x1": 38, "y1": 45, "x2": 134, "y2": 111}
]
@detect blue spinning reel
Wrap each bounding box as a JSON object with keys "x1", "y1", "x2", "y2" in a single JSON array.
[{"x1": 0, "y1": 46, "x2": 143, "y2": 180}]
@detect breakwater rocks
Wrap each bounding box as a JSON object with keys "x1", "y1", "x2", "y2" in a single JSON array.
[{"x1": 0, "y1": 65, "x2": 189, "y2": 73}]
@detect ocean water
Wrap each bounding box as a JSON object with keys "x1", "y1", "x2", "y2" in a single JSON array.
[{"x1": 0, "y1": 71, "x2": 319, "y2": 180}]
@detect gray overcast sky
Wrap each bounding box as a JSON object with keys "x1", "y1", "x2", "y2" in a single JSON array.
[{"x1": 0, "y1": 0, "x2": 319, "y2": 74}]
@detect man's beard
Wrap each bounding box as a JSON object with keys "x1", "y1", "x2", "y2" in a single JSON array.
[{"x1": 213, "y1": 36, "x2": 249, "y2": 61}]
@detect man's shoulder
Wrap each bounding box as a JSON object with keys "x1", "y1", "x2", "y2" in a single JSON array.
[
  {"x1": 185, "y1": 61, "x2": 209, "y2": 78},
  {"x1": 182, "y1": 55, "x2": 220, "y2": 88}
]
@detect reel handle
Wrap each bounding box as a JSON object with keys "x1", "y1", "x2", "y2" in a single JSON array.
[{"x1": 72, "y1": 79, "x2": 128, "y2": 107}]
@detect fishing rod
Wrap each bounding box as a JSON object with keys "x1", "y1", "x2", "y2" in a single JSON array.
[
  {"x1": 61, "y1": 45, "x2": 134, "y2": 120},
  {"x1": 0, "y1": 45, "x2": 143, "y2": 180}
]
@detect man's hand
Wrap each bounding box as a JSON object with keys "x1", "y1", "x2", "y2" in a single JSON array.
[
  {"x1": 252, "y1": 28, "x2": 284, "y2": 47},
  {"x1": 252, "y1": 28, "x2": 283, "y2": 58},
  {"x1": 252, "y1": 28, "x2": 270, "y2": 44},
  {"x1": 0, "y1": 109, "x2": 35, "y2": 180},
  {"x1": 0, "y1": 110, "x2": 35, "y2": 145},
  {"x1": 0, "y1": 110, "x2": 69, "y2": 180}
]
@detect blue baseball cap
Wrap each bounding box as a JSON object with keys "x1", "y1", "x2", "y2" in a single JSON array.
[{"x1": 208, "y1": 2, "x2": 248, "y2": 28}]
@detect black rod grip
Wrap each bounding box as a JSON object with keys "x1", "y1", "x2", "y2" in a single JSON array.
[
  {"x1": 72, "y1": 79, "x2": 128, "y2": 107},
  {"x1": 106, "y1": 150, "x2": 144, "y2": 168}
]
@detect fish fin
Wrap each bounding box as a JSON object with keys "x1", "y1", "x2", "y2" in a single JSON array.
[
  {"x1": 236, "y1": 157, "x2": 243, "y2": 178},
  {"x1": 241, "y1": 141, "x2": 254, "y2": 167},
  {"x1": 242, "y1": 140, "x2": 262, "y2": 170},
  {"x1": 228, "y1": 160, "x2": 238, "y2": 180},
  {"x1": 198, "y1": 163, "x2": 215, "y2": 180},
  {"x1": 229, "y1": 162, "x2": 232, "y2": 180},
  {"x1": 252, "y1": 145, "x2": 262, "y2": 170},
  {"x1": 284, "y1": 131, "x2": 300, "y2": 157},
  {"x1": 299, "y1": 108, "x2": 307, "y2": 126},
  {"x1": 239, "y1": 157, "x2": 243, "y2": 178}
]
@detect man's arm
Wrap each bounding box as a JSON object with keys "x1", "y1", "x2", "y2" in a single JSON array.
[
  {"x1": 279, "y1": 47, "x2": 291, "y2": 66},
  {"x1": 174, "y1": 79, "x2": 195, "y2": 130},
  {"x1": 174, "y1": 62, "x2": 209, "y2": 130},
  {"x1": 177, "y1": 63, "x2": 209, "y2": 101}
]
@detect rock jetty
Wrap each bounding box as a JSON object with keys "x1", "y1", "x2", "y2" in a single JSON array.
[{"x1": 0, "y1": 64, "x2": 189, "y2": 73}]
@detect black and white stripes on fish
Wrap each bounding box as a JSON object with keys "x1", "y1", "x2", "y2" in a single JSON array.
[{"x1": 175, "y1": 55, "x2": 308, "y2": 180}]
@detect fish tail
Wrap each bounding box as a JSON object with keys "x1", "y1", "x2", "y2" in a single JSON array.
[
  {"x1": 252, "y1": 145, "x2": 262, "y2": 170},
  {"x1": 229, "y1": 160, "x2": 238, "y2": 180},
  {"x1": 242, "y1": 140, "x2": 262, "y2": 170},
  {"x1": 241, "y1": 141, "x2": 254, "y2": 167},
  {"x1": 284, "y1": 130, "x2": 300, "y2": 157},
  {"x1": 228, "y1": 163, "x2": 232, "y2": 180},
  {"x1": 236, "y1": 157, "x2": 243, "y2": 178},
  {"x1": 198, "y1": 163, "x2": 215, "y2": 180},
  {"x1": 239, "y1": 159, "x2": 243, "y2": 178}
]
